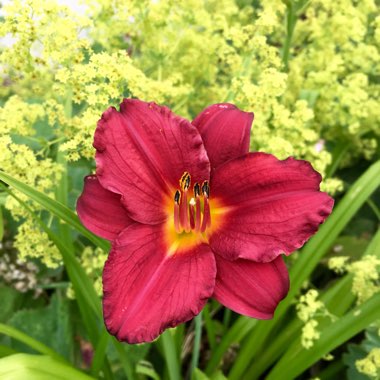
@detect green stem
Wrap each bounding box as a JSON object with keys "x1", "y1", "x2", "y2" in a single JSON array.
[
  {"x1": 282, "y1": 1, "x2": 297, "y2": 70},
  {"x1": 222, "y1": 308, "x2": 232, "y2": 328},
  {"x1": 203, "y1": 305, "x2": 216, "y2": 351},
  {"x1": 326, "y1": 142, "x2": 350, "y2": 178},
  {"x1": 190, "y1": 312, "x2": 203, "y2": 379}
]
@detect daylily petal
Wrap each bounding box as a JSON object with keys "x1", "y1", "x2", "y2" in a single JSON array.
[
  {"x1": 94, "y1": 99, "x2": 210, "y2": 225},
  {"x1": 209, "y1": 153, "x2": 334, "y2": 262},
  {"x1": 213, "y1": 255, "x2": 289, "y2": 319},
  {"x1": 102, "y1": 223, "x2": 216, "y2": 344},
  {"x1": 192, "y1": 103, "x2": 254, "y2": 170},
  {"x1": 76, "y1": 175, "x2": 132, "y2": 240}
]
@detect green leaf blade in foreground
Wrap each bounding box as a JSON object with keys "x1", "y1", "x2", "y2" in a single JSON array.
[
  {"x1": 0, "y1": 323, "x2": 65, "y2": 363},
  {"x1": 266, "y1": 293, "x2": 380, "y2": 380},
  {"x1": 0, "y1": 170, "x2": 109, "y2": 252},
  {"x1": 0, "y1": 353, "x2": 95, "y2": 380},
  {"x1": 230, "y1": 160, "x2": 380, "y2": 379}
]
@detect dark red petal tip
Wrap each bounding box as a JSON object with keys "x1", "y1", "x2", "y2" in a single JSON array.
[
  {"x1": 213, "y1": 255, "x2": 289, "y2": 319},
  {"x1": 76, "y1": 175, "x2": 132, "y2": 241},
  {"x1": 192, "y1": 103, "x2": 254, "y2": 170}
]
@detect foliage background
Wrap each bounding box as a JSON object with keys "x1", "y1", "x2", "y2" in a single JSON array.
[{"x1": 0, "y1": 0, "x2": 379, "y2": 379}]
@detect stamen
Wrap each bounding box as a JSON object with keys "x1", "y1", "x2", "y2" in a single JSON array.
[
  {"x1": 200, "y1": 196, "x2": 211, "y2": 232},
  {"x1": 194, "y1": 184, "x2": 201, "y2": 232},
  {"x1": 174, "y1": 175, "x2": 211, "y2": 235},
  {"x1": 179, "y1": 190, "x2": 190, "y2": 232}
]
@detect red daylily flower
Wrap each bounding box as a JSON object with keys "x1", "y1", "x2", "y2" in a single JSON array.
[{"x1": 77, "y1": 99, "x2": 334, "y2": 344}]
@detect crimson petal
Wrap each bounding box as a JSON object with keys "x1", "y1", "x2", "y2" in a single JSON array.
[
  {"x1": 102, "y1": 223, "x2": 216, "y2": 344},
  {"x1": 192, "y1": 103, "x2": 254, "y2": 170},
  {"x1": 213, "y1": 255, "x2": 289, "y2": 319},
  {"x1": 76, "y1": 175, "x2": 132, "y2": 240},
  {"x1": 209, "y1": 153, "x2": 334, "y2": 262},
  {"x1": 94, "y1": 99, "x2": 210, "y2": 225}
]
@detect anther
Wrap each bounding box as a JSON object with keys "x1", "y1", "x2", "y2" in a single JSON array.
[
  {"x1": 194, "y1": 182, "x2": 200, "y2": 197},
  {"x1": 174, "y1": 190, "x2": 181, "y2": 204},
  {"x1": 180, "y1": 171, "x2": 191, "y2": 191},
  {"x1": 201, "y1": 181, "x2": 210, "y2": 198}
]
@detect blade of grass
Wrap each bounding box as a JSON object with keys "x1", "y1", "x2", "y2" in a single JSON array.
[
  {"x1": 230, "y1": 160, "x2": 380, "y2": 379},
  {"x1": 266, "y1": 292, "x2": 380, "y2": 379},
  {"x1": 90, "y1": 329, "x2": 110, "y2": 376},
  {"x1": 161, "y1": 330, "x2": 181, "y2": 380},
  {"x1": 136, "y1": 361, "x2": 161, "y2": 380},
  {"x1": 205, "y1": 318, "x2": 256, "y2": 375},
  {"x1": 0, "y1": 205, "x2": 3, "y2": 241},
  {"x1": 282, "y1": 1, "x2": 297, "y2": 70},
  {"x1": 55, "y1": 151, "x2": 74, "y2": 252},
  {"x1": 112, "y1": 338, "x2": 137, "y2": 380},
  {"x1": 202, "y1": 305, "x2": 216, "y2": 352},
  {"x1": 0, "y1": 170, "x2": 109, "y2": 252},
  {"x1": 190, "y1": 312, "x2": 203, "y2": 380}
]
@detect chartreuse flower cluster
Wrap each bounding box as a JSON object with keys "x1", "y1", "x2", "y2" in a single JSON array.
[
  {"x1": 329, "y1": 255, "x2": 380, "y2": 304},
  {"x1": 296, "y1": 289, "x2": 331, "y2": 349},
  {"x1": 356, "y1": 348, "x2": 380, "y2": 379},
  {"x1": 0, "y1": 0, "x2": 378, "y2": 273}
]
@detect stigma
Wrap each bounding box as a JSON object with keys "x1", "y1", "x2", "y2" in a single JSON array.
[{"x1": 174, "y1": 172, "x2": 211, "y2": 234}]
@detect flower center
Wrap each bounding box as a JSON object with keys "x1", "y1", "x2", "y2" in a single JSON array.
[{"x1": 173, "y1": 171, "x2": 211, "y2": 234}]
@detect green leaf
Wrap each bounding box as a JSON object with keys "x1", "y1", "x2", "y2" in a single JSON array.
[
  {"x1": 136, "y1": 361, "x2": 161, "y2": 380},
  {"x1": 7, "y1": 293, "x2": 73, "y2": 360},
  {"x1": 0, "y1": 205, "x2": 3, "y2": 241},
  {"x1": 0, "y1": 287, "x2": 22, "y2": 324},
  {"x1": 190, "y1": 312, "x2": 203, "y2": 380},
  {"x1": 0, "y1": 353, "x2": 95, "y2": 380},
  {"x1": 160, "y1": 330, "x2": 181, "y2": 380},
  {"x1": 0, "y1": 323, "x2": 65, "y2": 362},
  {"x1": 193, "y1": 368, "x2": 210, "y2": 380},
  {"x1": 266, "y1": 293, "x2": 380, "y2": 379},
  {"x1": 0, "y1": 170, "x2": 109, "y2": 252},
  {"x1": 0, "y1": 344, "x2": 17, "y2": 358}
]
